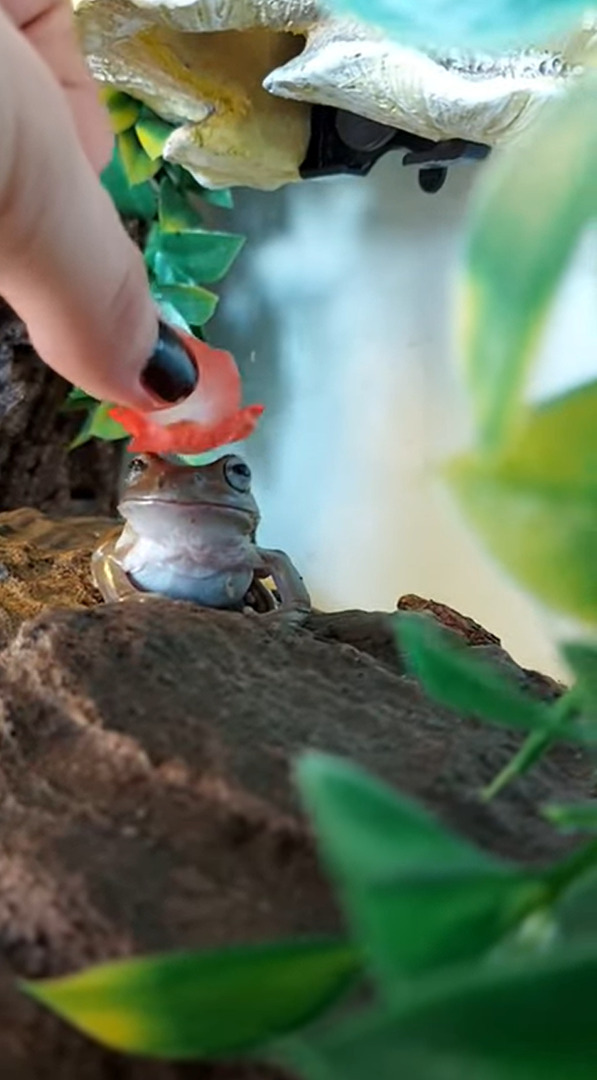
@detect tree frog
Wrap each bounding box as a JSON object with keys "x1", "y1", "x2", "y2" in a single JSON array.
[{"x1": 92, "y1": 453, "x2": 311, "y2": 615}]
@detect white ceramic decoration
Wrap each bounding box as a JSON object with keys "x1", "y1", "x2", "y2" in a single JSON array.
[{"x1": 74, "y1": 0, "x2": 596, "y2": 188}]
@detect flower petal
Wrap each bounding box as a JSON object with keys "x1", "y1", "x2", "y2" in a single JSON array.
[
  {"x1": 109, "y1": 327, "x2": 264, "y2": 454},
  {"x1": 152, "y1": 330, "x2": 243, "y2": 427},
  {"x1": 109, "y1": 405, "x2": 264, "y2": 454}
]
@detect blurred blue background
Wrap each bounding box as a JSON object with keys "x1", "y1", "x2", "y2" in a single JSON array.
[{"x1": 209, "y1": 153, "x2": 597, "y2": 675}]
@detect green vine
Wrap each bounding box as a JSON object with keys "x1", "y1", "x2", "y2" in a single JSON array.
[{"x1": 67, "y1": 89, "x2": 245, "y2": 448}]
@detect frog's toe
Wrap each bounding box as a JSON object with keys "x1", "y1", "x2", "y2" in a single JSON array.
[
  {"x1": 117, "y1": 590, "x2": 169, "y2": 605},
  {"x1": 244, "y1": 607, "x2": 308, "y2": 630}
]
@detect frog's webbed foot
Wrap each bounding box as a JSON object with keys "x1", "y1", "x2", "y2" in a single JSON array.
[
  {"x1": 114, "y1": 590, "x2": 170, "y2": 605},
  {"x1": 254, "y1": 548, "x2": 311, "y2": 615},
  {"x1": 92, "y1": 540, "x2": 167, "y2": 605},
  {"x1": 242, "y1": 605, "x2": 308, "y2": 631}
]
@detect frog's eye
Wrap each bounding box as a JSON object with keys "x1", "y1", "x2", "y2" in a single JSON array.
[
  {"x1": 224, "y1": 456, "x2": 252, "y2": 493},
  {"x1": 126, "y1": 456, "x2": 149, "y2": 482}
]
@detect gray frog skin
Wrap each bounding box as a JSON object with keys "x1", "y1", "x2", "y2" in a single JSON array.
[{"x1": 92, "y1": 453, "x2": 311, "y2": 613}]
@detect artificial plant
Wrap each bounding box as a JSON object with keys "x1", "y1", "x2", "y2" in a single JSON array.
[{"x1": 68, "y1": 89, "x2": 245, "y2": 449}]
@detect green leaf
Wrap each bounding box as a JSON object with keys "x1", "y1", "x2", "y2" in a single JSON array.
[
  {"x1": 461, "y1": 80, "x2": 597, "y2": 453},
  {"x1": 395, "y1": 612, "x2": 550, "y2": 732},
  {"x1": 158, "y1": 229, "x2": 245, "y2": 284},
  {"x1": 278, "y1": 944, "x2": 597, "y2": 1080},
  {"x1": 544, "y1": 802, "x2": 597, "y2": 834},
  {"x1": 482, "y1": 728, "x2": 559, "y2": 801},
  {"x1": 296, "y1": 754, "x2": 548, "y2": 984},
  {"x1": 70, "y1": 403, "x2": 128, "y2": 449},
  {"x1": 68, "y1": 410, "x2": 95, "y2": 450},
  {"x1": 561, "y1": 641, "x2": 597, "y2": 717},
  {"x1": 23, "y1": 938, "x2": 360, "y2": 1060},
  {"x1": 445, "y1": 379, "x2": 597, "y2": 625},
  {"x1": 323, "y1": 0, "x2": 586, "y2": 46},
  {"x1": 101, "y1": 147, "x2": 157, "y2": 220},
  {"x1": 153, "y1": 284, "x2": 218, "y2": 328},
  {"x1": 202, "y1": 187, "x2": 234, "y2": 210},
  {"x1": 117, "y1": 130, "x2": 161, "y2": 186},
  {"x1": 346, "y1": 868, "x2": 549, "y2": 982},
  {"x1": 153, "y1": 296, "x2": 192, "y2": 333},
  {"x1": 158, "y1": 177, "x2": 203, "y2": 232},
  {"x1": 101, "y1": 89, "x2": 140, "y2": 134},
  {"x1": 61, "y1": 387, "x2": 97, "y2": 413},
  {"x1": 149, "y1": 250, "x2": 189, "y2": 286},
  {"x1": 65, "y1": 386, "x2": 95, "y2": 404},
  {"x1": 297, "y1": 753, "x2": 493, "y2": 881},
  {"x1": 89, "y1": 403, "x2": 129, "y2": 443},
  {"x1": 395, "y1": 612, "x2": 587, "y2": 799},
  {"x1": 135, "y1": 116, "x2": 174, "y2": 160},
  {"x1": 551, "y1": 866, "x2": 597, "y2": 942}
]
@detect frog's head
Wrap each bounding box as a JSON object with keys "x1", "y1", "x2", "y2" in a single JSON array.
[{"x1": 118, "y1": 453, "x2": 259, "y2": 542}]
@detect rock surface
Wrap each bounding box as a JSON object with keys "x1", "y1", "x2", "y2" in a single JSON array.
[
  {"x1": 0, "y1": 509, "x2": 108, "y2": 647},
  {"x1": 0, "y1": 510, "x2": 594, "y2": 1078},
  {"x1": 0, "y1": 301, "x2": 122, "y2": 518}
]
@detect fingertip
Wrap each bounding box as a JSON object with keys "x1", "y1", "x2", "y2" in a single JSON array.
[{"x1": 140, "y1": 320, "x2": 199, "y2": 405}]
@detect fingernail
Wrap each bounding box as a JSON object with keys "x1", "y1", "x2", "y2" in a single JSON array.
[{"x1": 141, "y1": 320, "x2": 198, "y2": 404}]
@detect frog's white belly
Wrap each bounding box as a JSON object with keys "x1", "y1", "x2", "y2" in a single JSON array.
[{"x1": 121, "y1": 534, "x2": 255, "y2": 609}]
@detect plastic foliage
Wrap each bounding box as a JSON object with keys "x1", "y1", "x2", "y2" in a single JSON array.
[
  {"x1": 23, "y1": 752, "x2": 597, "y2": 1077},
  {"x1": 395, "y1": 612, "x2": 597, "y2": 798},
  {"x1": 66, "y1": 89, "x2": 244, "y2": 450}
]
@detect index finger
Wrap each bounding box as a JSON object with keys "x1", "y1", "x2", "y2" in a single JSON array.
[{"x1": 1, "y1": 0, "x2": 112, "y2": 172}]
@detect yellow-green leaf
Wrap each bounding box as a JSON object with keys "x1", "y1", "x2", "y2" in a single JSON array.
[
  {"x1": 446, "y1": 378, "x2": 597, "y2": 624},
  {"x1": 100, "y1": 89, "x2": 140, "y2": 135},
  {"x1": 101, "y1": 146, "x2": 157, "y2": 220},
  {"x1": 135, "y1": 117, "x2": 174, "y2": 161},
  {"x1": 23, "y1": 938, "x2": 359, "y2": 1060},
  {"x1": 154, "y1": 284, "x2": 218, "y2": 328},
  {"x1": 447, "y1": 455, "x2": 597, "y2": 623},
  {"x1": 69, "y1": 402, "x2": 128, "y2": 449},
  {"x1": 158, "y1": 177, "x2": 203, "y2": 232},
  {"x1": 117, "y1": 131, "x2": 161, "y2": 186},
  {"x1": 460, "y1": 79, "x2": 597, "y2": 453}
]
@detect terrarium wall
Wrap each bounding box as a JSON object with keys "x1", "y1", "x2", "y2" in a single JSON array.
[{"x1": 210, "y1": 155, "x2": 597, "y2": 677}]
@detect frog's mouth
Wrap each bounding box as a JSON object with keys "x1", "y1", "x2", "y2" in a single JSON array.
[
  {"x1": 121, "y1": 497, "x2": 254, "y2": 514},
  {"x1": 119, "y1": 497, "x2": 258, "y2": 528}
]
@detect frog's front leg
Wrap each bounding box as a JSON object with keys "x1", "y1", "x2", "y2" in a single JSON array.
[
  {"x1": 92, "y1": 535, "x2": 162, "y2": 604},
  {"x1": 255, "y1": 548, "x2": 312, "y2": 615}
]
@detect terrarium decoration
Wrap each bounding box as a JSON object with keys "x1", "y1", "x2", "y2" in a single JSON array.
[{"x1": 73, "y1": 0, "x2": 596, "y2": 190}]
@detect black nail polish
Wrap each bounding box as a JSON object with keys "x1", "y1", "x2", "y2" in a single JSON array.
[{"x1": 141, "y1": 321, "x2": 198, "y2": 404}]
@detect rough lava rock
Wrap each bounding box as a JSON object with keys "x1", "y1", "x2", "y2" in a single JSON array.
[
  {"x1": 0, "y1": 510, "x2": 594, "y2": 1078},
  {"x1": 0, "y1": 301, "x2": 123, "y2": 519}
]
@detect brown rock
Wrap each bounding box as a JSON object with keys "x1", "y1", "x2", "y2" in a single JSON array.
[
  {"x1": 0, "y1": 513, "x2": 593, "y2": 1078},
  {"x1": 0, "y1": 301, "x2": 123, "y2": 518},
  {"x1": 396, "y1": 592, "x2": 565, "y2": 698},
  {"x1": 397, "y1": 593, "x2": 502, "y2": 647},
  {"x1": 0, "y1": 509, "x2": 110, "y2": 646}
]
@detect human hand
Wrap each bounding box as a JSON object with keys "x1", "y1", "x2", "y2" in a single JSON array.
[{"x1": 0, "y1": 1, "x2": 197, "y2": 409}]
